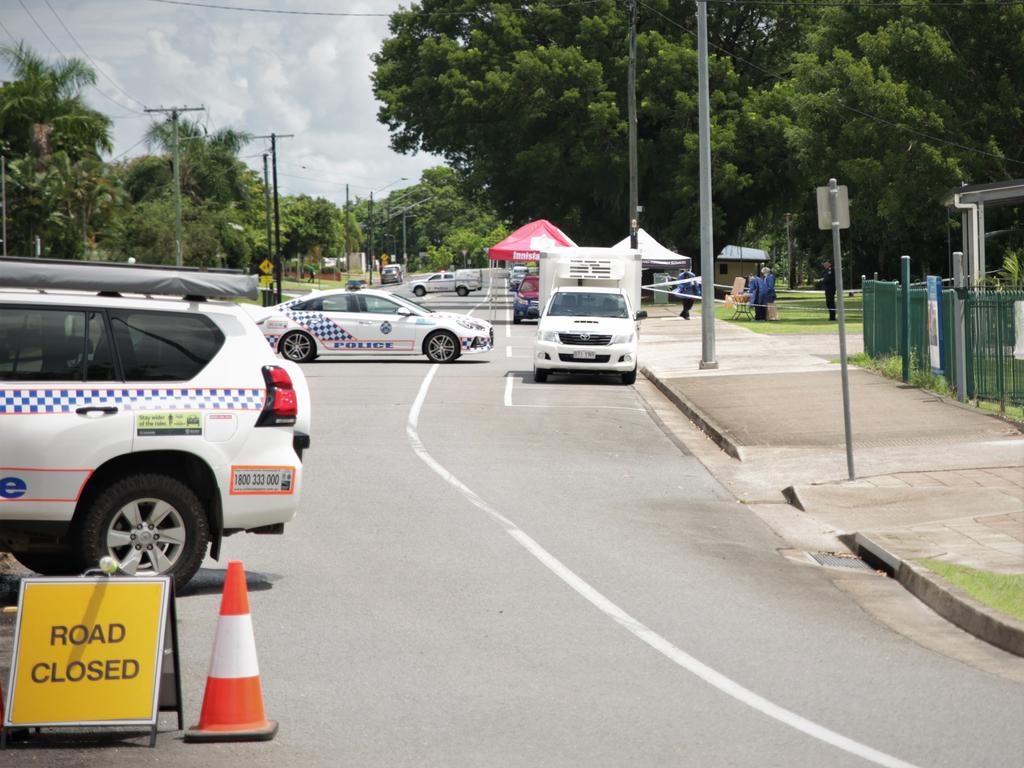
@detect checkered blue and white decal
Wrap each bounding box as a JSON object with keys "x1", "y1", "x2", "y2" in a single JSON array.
[{"x1": 0, "y1": 387, "x2": 265, "y2": 415}]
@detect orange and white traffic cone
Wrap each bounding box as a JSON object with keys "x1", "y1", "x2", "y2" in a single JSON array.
[{"x1": 185, "y1": 560, "x2": 278, "y2": 742}]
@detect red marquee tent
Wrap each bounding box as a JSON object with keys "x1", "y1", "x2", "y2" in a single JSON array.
[{"x1": 487, "y1": 219, "x2": 577, "y2": 261}]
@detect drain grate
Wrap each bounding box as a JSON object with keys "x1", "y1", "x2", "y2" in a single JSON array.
[{"x1": 808, "y1": 552, "x2": 874, "y2": 570}]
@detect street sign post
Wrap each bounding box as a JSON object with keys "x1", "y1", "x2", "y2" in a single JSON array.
[{"x1": 817, "y1": 179, "x2": 855, "y2": 480}]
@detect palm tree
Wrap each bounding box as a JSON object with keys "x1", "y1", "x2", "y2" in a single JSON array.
[
  {"x1": 0, "y1": 41, "x2": 113, "y2": 160},
  {"x1": 144, "y1": 118, "x2": 252, "y2": 205}
]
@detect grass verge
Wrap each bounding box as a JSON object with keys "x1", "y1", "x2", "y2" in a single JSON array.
[
  {"x1": 848, "y1": 352, "x2": 1024, "y2": 423},
  {"x1": 919, "y1": 559, "x2": 1024, "y2": 622},
  {"x1": 715, "y1": 293, "x2": 863, "y2": 334}
]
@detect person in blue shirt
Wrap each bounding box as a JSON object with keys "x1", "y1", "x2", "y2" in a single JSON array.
[
  {"x1": 748, "y1": 271, "x2": 766, "y2": 321},
  {"x1": 760, "y1": 266, "x2": 777, "y2": 320},
  {"x1": 673, "y1": 268, "x2": 700, "y2": 319}
]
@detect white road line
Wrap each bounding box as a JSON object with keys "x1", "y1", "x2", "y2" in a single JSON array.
[
  {"x1": 407, "y1": 365, "x2": 919, "y2": 768},
  {"x1": 506, "y1": 346, "x2": 513, "y2": 358}
]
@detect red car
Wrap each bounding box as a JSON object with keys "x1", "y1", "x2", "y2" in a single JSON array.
[{"x1": 513, "y1": 275, "x2": 540, "y2": 323}]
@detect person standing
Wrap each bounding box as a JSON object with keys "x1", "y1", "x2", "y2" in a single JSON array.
[
  {"x1": 674, "y1": 267, "x2": 699, "y2": 319},
  {"x1": 748, "y1": 270, "x2": 766, "y2": 321},
  {"x1": 761, "y1": 266, "x2": 777, "y2": 320},
  {"x1": 821, "y1": 261, "x2": 836, "y2": 321}
]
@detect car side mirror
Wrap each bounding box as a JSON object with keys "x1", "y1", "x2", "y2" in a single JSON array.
[
  {"x1": 396, "y1": 307, "x2": 413, "y2": 316},
  {"x1": 635, "y1": 310, "x2": 648, "y2": 320}
]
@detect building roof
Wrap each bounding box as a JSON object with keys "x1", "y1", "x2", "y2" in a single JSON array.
[{"x1": 717, "y1": 245, "x2": 768, "y2": 262}]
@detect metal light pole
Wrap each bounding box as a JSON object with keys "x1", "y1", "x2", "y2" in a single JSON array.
[
  {"x1": 626, "y1": 0, "x2": 639, "y2": 249},
  {"x1": 696, "y1": 0, "x2": 717, "y2": 368},
  {"x1": 1, "y1": 155, "x2": 6, "y2": 257}
]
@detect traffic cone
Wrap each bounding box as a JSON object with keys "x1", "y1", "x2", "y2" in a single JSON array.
[{"x1": 185, "y1": 560, "x2": 278, "y2": 742}]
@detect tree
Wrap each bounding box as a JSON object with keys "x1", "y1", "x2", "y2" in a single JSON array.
[
  {"x1": 770, "y1": 3, "x2": 1024, "y2": 278},
  {"x1": 0, "y1": 42, "x2": 112, "y2": 160},
  {"x1": 144, "y1": 118, "x2": 252, "y2": 206},
  {"x1": 372, "y1": 1, "x2": 795, "y2": 253}
]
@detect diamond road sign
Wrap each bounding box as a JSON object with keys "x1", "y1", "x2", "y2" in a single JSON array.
[{"x1": 259, "y1": 259, "x2": 274, "y2": 274}]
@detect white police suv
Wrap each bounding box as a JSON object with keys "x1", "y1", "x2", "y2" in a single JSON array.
[
  {"x1": 254, "y1": 287, "x2": 493, "y2": 363},
  {"x1": 0, "y1": 258, "x2": 312, "y2": 589}
]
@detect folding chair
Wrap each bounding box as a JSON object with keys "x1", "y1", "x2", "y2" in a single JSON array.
[{"x1": 725, "y1": 277, "x2": 752, "y2": 320}]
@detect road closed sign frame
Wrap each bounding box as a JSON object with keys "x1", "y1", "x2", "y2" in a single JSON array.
[{"x1": 2, "y1": 575, "x2": 182, "y2": 748}]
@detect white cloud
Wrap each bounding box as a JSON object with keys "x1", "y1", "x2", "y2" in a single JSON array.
[{"x1": 2, "y1": 0, "x2": 442, "y2": 200}]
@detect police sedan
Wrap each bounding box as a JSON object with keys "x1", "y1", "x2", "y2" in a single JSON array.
[{"x1": 253, "y1": 287, "x2": 494, "y2": 363}]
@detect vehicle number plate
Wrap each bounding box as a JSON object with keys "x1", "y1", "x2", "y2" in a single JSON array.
[
  {"x1": 573, "y1": 350, "x2": 596, "y2": 359},
  {"x1": 231, "y1": 466, "x2": 295, "y2": 494}
]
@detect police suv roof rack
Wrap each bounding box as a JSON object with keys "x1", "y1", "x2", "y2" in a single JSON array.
[{"x1": 0, "y1": 256, "x2": 258, "y2": 300}]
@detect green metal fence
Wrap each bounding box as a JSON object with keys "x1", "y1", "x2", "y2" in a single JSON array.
[
  {"x1": 966, "y1": 291, "x2": 1024, "y2": 406},
  {"x1": 862, "y1": 281, "x2": 1023, "y2": 406}
]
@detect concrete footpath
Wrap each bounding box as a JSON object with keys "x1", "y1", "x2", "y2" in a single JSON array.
[{"x1": 638, "y1": 306, "x2": 1024, "y2": 658}]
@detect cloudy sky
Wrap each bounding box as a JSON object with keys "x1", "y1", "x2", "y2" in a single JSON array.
[{"x1": 0, "y1": 0, "x2": 441, "y2": 205}]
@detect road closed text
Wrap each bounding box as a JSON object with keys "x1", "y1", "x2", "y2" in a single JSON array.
[{"x1": 31, "y1": 623, "x2": 141, "y2": 683}]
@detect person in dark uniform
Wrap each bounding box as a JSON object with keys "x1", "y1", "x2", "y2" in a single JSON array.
[
  {"x1": 673, "y1": 268, "x2": 699, "y2": 319},
  {"x1": 821, "y1": 261, "x2": 836, "y2": 321}
]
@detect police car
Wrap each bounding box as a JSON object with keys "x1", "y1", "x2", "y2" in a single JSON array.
[
  {"x1": 0, "y1": 258, "x2": 312, "y2": 589},
  {"x1": 254, "y1": 287, "x2": 494, "y2": 363}
]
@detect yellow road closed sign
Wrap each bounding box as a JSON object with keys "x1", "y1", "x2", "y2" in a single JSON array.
[{"x1": 6, "y1": 577, "x2": 171, "y2": 728}]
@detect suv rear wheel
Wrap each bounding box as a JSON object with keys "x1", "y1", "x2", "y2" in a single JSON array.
[{"x1": 78, "y1": 474, "x2": 210, "y2": 591}]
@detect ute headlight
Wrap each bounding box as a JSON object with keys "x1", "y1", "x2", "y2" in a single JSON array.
[
  {"x1": 539, "y1": 329, "x2": 560, "y2": 342},
  {"x1": 612, "y1": 332, "x2": 635, "y2": 344}
]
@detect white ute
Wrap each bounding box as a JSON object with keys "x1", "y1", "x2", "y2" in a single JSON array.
[
  {"x1": 0, "y1": 258, "x2": 312, "y2": 588},
  {"x1": 532, "y1": 247, "x2": 647, "y2": 385}
]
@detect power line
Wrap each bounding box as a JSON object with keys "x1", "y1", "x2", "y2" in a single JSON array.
[
  {"x1": 16, "y1": 0, "x2": 62, "y2": 57},
  {"x1": 702, "y1": 0, "x2": 1024, "y2": 7},
  {"x1": 0, "y1": 18, "x2": 19, "y2": 46},
  {"x1": 639, "y1": 1, "x2": 1024, "y2": 168},
  {"x1": 143, "y1": 0, "x2": 603, "y2": 17},
  {"x1": 42, "y1": 0, "x2": 148, "y2": 112}
]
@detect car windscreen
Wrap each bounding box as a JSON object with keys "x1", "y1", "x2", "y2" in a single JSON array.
[
  {"x1": 387, "y1": 293, "x2": 430, "y2": 314},
  {"x1": 518, "y1": 277, "x2": 539, "y2": 293},
  {"x1": 547, "y1": 292, "x2": 628, "y2": 318}
]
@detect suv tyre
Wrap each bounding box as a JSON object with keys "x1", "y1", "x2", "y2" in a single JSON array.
[{"x1": 79, "y1": 474, "x2": 210, "y2": 591}]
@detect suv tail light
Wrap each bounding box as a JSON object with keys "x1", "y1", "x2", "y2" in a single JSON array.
[{"x1": 257, "y1": 365, "x2": 297, "y2": 426}]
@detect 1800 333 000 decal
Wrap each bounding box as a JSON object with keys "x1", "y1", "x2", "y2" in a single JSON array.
[{"x1": 230, "y1": 465, "x2": 295, "y2": 495}]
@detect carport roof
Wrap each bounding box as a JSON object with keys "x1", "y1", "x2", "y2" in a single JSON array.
[{"x1": 944, "y1": 179, "x2": 1024, "y2": 209}]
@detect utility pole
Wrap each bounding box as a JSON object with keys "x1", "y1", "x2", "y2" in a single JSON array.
[
  {"x1": 253, "y1": 133, "x2": 293, "y2": 302},
  {"x1": 696, "y1": 0, "x2": 717, "y2": 368},
  {"x1": 1, "y1": 155, "x2": 7, "y2": 257},
  {"x1": 626, "y1": 0, "x2": 639, "y2": 249},
  {"x1": 344, "y1": 183, "x2": 350, "y2": 276},
  {"x1": 785, "y1": 212, "x2": 794, "y2": 288},
  {"x1": 262, "y1": 153, "x2": 273, "y2": 265},
  {"x1": 144, "y1": 106, "x2": 204, "y2": 267},
  {"x1": 368, "y1": 191, "x2": 375, "y2": 285}
]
